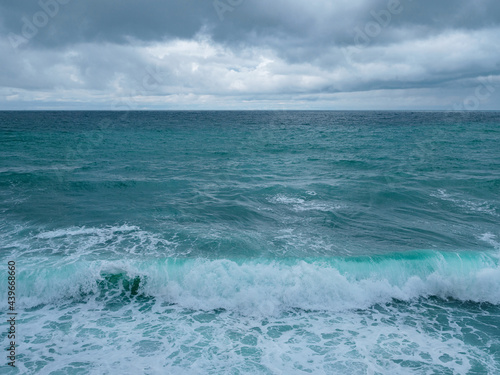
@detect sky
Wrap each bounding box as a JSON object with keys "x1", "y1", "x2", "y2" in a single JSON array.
[{"x1": 1, "y1": 0, "x2": 499, "y2": 110}]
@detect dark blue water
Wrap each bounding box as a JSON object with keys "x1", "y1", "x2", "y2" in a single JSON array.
[{"x1": 1, "y1": 111, "x2": 499, "y2": 374}]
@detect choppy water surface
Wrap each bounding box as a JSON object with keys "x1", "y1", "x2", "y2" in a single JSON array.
[{"x1": 1, "y1": 111, "x2": 499, "y2": 374}]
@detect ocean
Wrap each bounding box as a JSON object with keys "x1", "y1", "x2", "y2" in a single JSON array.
[{"x1": 1, "y1": 111, "x2": 499, "y2": 374}]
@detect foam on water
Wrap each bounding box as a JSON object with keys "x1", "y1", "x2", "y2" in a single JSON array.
[
  {"x1": 3, "y1": 224, "x2": 178, "y2": 263},
  {"x1": 1, "y1": 262, "x2": 499, "y2": 374},
  {"x1": 3, "y1": 250, "x2": 500, "y2": 313},
  {"x1": 480, "y1": 232, "x2": 500, "y2": 250},
  {"x1": 8, "y1": 247, "x2": 500, "y2": 372},
  {"x1": 268, "y1": 194, "x2": 345, "y2": 212},
  {"x1": 35, "y1": 225, "x2": 141, "y2": 239},
  {"x1": 432, "y1": 189, "x2": 499, "y2": 217}
]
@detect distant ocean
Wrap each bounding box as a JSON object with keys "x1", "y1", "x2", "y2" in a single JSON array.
[{"x1": 1, "y1": 111, "x2": 499, "y2": 374}]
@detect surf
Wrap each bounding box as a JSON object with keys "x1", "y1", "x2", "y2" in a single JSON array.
[{"x1": 5, "y1": 249, "x2": 499, "y2": 314}]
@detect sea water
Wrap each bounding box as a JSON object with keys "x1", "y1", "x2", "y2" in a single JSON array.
[{"x1": 0, "y1": 111, "x2": 499, "y2": 374}]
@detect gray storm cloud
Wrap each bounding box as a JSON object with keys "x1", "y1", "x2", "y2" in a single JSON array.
[{"x1": 1, "y1": 0, "x2": 499, "y2": 109}]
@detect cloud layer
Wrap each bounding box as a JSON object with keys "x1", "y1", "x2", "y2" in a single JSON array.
[{"x1": 1, "y1": 0, "x2": 499, "y2": 109}]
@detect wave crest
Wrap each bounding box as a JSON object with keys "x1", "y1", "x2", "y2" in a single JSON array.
[{"x1": 4, "y1": 250, "x2": 500, "y2": 314}]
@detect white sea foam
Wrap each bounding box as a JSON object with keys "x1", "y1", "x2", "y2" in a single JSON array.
[
  {"x1": 2, "y1": 267, "x2": 497, "y2": 374},
  {"x1": 432, "y1": 189, "x2": 498, "y2": 216},
  {"x1": 480, "y1": 232, "x2": 500, "y2": 250},
  {"x1": 35, "y1": 224, "x2": 140, "y2": 239},
  {"x1": 268, "y1": 194, "x2": 344, "y2": 212},
  {"x1": 28, "y1": 224, "x2": 178, "y2": 261},
  {"x1": 2, "y1": 239, "x2": 499, "y2": 373},
  {"x1": 5, "y1": 251, "x2": 500, "y2": 313}
]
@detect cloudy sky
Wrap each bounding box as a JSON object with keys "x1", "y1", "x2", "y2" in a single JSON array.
[{"x1": 1, "y1": 0, "x2": 499, "y2": 110}]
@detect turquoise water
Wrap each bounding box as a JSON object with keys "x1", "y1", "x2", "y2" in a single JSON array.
[{"x1": 1, "y1": 111, "x2": 499, "y2": 374}]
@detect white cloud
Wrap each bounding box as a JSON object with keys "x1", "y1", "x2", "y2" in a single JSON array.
[{"x1": 1, "y1": 24, "x2": 500, "y2": 109}]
